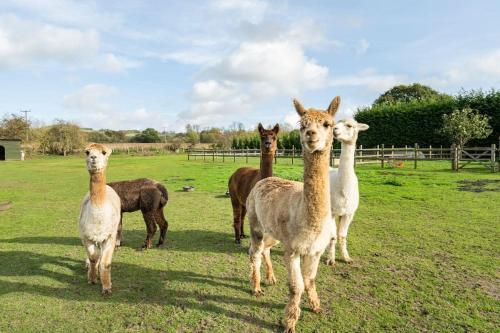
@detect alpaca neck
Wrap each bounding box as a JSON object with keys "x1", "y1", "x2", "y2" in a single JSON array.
[
  {"x1": 260, "y1": 152, "x2": 274, "y2": 179},
  {"x1": 302, "y1": 145, "x2": 331, "y2": 231},
  {"x1": 89, "y1": 171, "x2": 107, "y2": 205},
  {"x1": 338, "y1": 141, "x2": 356, "y2": 177}
]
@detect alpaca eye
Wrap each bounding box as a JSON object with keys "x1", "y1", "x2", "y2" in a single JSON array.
[
  {"x1": 85, "y1": 151, "x2": 89, "y2": 156},
  {"x1": 346, "y1": 124, "x2": 352, "y2": 128},
  {"x1": 102, "y1": 151, "x2": 106, "y2": 155},
  {"x1": 323, "y1": 122, "x2": 330, "y2": 128}
]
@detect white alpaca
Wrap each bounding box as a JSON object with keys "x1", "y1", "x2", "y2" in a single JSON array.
[
  {"x1": 325, "y1": 118, "x2": 369, "y2": 265},
  {"x1": 247, "y1": 97, "x2": 339, "y2": 333},
  {"x1": 79, "y1": 143, "x2": 121, "y2": 295}
]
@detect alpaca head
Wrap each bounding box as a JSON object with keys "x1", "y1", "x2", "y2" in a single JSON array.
[
  {"x1": 333, "y1": 118, "x2": 369, "y2": 144},
  {"x1": 84, "y1": 143, "x2": 112, "y2": 173},
  {"x1": 293, "y1": 96, "x2": 340, "y2": 153},
  {"x1": 258, "y1": 123, "x2": 279, "y2": 154}
]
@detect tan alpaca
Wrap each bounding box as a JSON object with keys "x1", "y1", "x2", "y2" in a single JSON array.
[
  {"x1": 246, "y1": 97, "x2": 340, "y2": 333},
  {"x1": 78, "y1": 143, "x2": 121, "y2": 295}
]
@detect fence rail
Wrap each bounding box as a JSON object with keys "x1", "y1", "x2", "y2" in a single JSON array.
[{"x1": 187, "y1": 144, "x2": 500, "y2": 172}]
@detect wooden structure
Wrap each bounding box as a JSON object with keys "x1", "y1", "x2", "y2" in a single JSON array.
[{"x1": 0, "y1": 139, "x2": 22, "y2": 161}]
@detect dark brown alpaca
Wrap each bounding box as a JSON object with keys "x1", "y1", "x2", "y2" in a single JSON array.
[
  {"x1": 107, "y1": 178, "x2": 168, "y2": 249},
  {"x1": 228, "y1": 123, "x2": 279, "y2": 244}
]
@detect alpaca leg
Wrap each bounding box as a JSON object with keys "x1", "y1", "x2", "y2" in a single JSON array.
[
  {"x1": 84, "y1": 240, "x2": 99, "y2": 284},
  {"x1": 142, "y1": 211, "x2": 157, "y2": 249},
  {"x1": 231, "y1": 197, "x2": 242, "y2": 244},
  {"x1": 302, "y1": 253, "x2": 322, "y2": 313},
  {"x1": 284, "y1": 252, "x2": 304, "y2": 333},
  {"x1": 249, "y1": 239, "x2": 264, "y2": 295},
  {"x1": 155, "y1": 208, "x2": 168, "y2": 247},
  {"x1": 338, "y1": 214, "x2": 354, "y2": 263},
  {"x1": 263, "y1": 235, "x2": 279, "y2": 285},
  {"x1": 325, "y1": 216, "x2": 338, "y2": 266},
  {"x1": 99, "y1": 236, "x2": 116, "y2": 295},
  {"x1": 115, "y1": 213, "x2": 123, "y2": 247},
  {"x1": 239, "y1": 206, "x2": 247, "y2": 238}
]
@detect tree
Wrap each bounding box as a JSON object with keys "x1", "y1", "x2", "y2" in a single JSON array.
[
  {"x1": 441, "y1": 108, "x2": 492, "y2": 149},
  {"x1": 373, "y1": 83, "x2": 443, "y2": 106},
  {"x1": 0, "y1": 114, "x2": 30, "y2": 142},
  {"x1": 40, "y1": 120, "x2": 85, "y2": 156},
  {"x1": 131, "y1": 128, "x2": 161, "y2": 143}
]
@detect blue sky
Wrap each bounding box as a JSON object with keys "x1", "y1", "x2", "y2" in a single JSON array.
[{"x1": 0, "y1": 0, "x2": 499, "y2": 131}]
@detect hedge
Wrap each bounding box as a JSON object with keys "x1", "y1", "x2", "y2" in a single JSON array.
[{"x1": 354, "y1": 89, "x2": 500, "y2": 147}]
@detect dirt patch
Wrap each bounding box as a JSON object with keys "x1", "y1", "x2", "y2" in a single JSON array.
[
  {"x1": 457, "y1": 179, "x2": 500, "y2": 193},
  {"x1": 380, "y1": 171, "x2": 415, "y2": 177},
  {"x1": 0, "y1": 201, "x2": 12, "y2": 211}
]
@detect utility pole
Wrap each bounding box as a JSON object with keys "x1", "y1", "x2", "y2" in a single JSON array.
[
  {"x1": 20, "y1": 109, "x2": 31, "y2": 142},
  {"x1": 162, "y1": 127, "x2": 167, "y2": 143}
]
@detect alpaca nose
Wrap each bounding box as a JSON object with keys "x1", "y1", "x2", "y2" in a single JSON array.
[
  {"x1": 306, "y1": 130, "x2": 317, "y2": 137},
  {"x1": 90, "y1": 155, "x2": 96, "y2": 160}
]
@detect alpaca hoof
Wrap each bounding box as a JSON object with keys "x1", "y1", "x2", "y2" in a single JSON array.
[
  {"x1": 156, "y1": 242, "x2": 164, "y2": 248},
  {"x1": 312, "y1": 306, "x2": 322, "y2": 314},
  {"x1": 235, "y1": 239, "x2": 241, "y2": 245},
  {"x1": 344, "y1": 258, "x2": 353, "y2": 264},
  {"x1": 240, "y1": 234, "x2": 248, "y2": 239},
  {"x1": 101, "y1": 288, "x2": 112, "y2": 296},
  {"x1": 283, "y1": 326, "x2": 295, "y2": 333},
  {"x1": 252, "y1": 289, "x2": 264, "y2": 297},
  {"x1": 88, "y1": 279, "x2": 97, "y2": 285},
  {"x1": 325, "y1": 258, "x2": 336, "y2": 266},
  {"x1": 266, "y1": 275, "x2": 277, "y2": 285}
]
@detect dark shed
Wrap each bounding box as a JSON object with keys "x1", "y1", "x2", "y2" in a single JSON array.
[{"x1": 0, "y1": 139, "x2": 22, "y2": 160}]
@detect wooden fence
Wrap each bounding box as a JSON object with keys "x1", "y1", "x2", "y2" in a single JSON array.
[{"x1": 187, "y1": 144, "x2": 500, "y2": 172}]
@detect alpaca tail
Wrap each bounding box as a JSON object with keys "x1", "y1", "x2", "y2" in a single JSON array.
[{"x1": 156, "y1": 183, "x2": 169, "y2": 207}]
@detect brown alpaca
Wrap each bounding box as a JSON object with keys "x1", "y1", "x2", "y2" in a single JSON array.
[
  {"x1": 108, "y1": 178, "x2": 169, "y2": 249},
  {"x1": 228, "y1": 123, "x2": 279, "y2": 244},
  {"x1": 246, "y1": 97, "x2": 340, "y2": 333}
]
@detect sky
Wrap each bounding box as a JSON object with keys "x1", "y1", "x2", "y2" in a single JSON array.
[{"x1": 0, "y1": 0, "x2": 499, "y2": 132}]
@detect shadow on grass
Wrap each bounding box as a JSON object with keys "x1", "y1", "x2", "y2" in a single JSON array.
[
  {"x1": 0, "y1": 250, "x2": 282, "y2": 331},
  {"x1": 0, "y1": 229, "x2": 249, "y2": 254}
]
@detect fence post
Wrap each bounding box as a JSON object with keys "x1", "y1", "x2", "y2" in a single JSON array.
[
  {"x1": 391, "y1": 145, "x2": 394, "y2": 162},
  {"x1": 275, "y1": 150, "x2": 278, "y2": 164},
  {"x1": 414, "y1": 143, "x2": 418, "y2": 169},
  {"x1": 491, "y1": 144, "x2": 496, "y2": 173},
  {"x1": 292, "y1": 146, "x2": 295, "y2": 165},
  {"x1": 222, "y1": 150, "x2": 225, "y2": 163},
  {"x1": 213, "y1": 149, "x2": 215, "y2": 162},
  {"x1": 245, "y1": 147, "x2": 248, "y2": 163},
  {"x1": 203, "y1": 148, "x2": 206, "y2": 161},
  {"x1": 429, "y1": 145, "x2": 432, "y2": 160},
  {"x1": 359, "y1": 145, "x2": 363, "y2": 163},
  {"x1": 187, "y1": 149, "x2": 190, "y2": 160},
  {"x1": 233, "y1": 149, "x2": 236, "y2": 162},
  {"x1": 381, "y1": 144, "x2": 385, "y2": 168},
  {"x1": 376, "y1": 144, "x2": 380, "y2": 160}
]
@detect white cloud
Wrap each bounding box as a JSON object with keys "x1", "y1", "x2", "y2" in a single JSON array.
[
  {"x1": 424, "y1": 49, "x2": 500, "y2": 87},
  {"x1": 330, "y1": 69, "x2": 406, "y2": 92},
  {"x1": 212, "y1": 0, "x2": 268, "y2": 23},
  {"x1": 284, "y1": 111, "x2": 300, "y2": 128},
  {"x1": 101, "y1": 53, "x2": 141, "y2": 73},
  {"x1": 63, "y1": 84, "x2": 170, "y2": 130},
  {"x1": 356, "y1": 38, "x2": 369, "y2": 55},
  {"x1": 63, "y1": 84, "x2": 117, "y2": 114},
  {"x1": 0, "y1": 14, "x2": 99, "y2": 68},
  {"x1": 155, "y1": 50, "x2": 218, "y2": 65},
  {"x1": 216, "y1": 41, "x2": 329, "y2": 93}
]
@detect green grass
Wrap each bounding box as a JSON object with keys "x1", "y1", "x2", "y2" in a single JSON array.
[{"x1": 0, "y1": 154, "x2": 498, "y2": 332}]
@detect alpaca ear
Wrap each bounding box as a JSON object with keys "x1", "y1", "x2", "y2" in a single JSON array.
[
  {"x1": 357, "y1": 123, "x2": 369, "y2": 131},
  {"x1": 326, "y1": 96, "x2": 341, "y2": 116},
  {"x1": 293, "y1": 99, "x2": 306, "y2": 116},
  {"x1": 272, "y1": 123, "x2": 280, "y2": 135},
  {"x1": 258, "y1": 123, "x2": 265, "y2": 134}
]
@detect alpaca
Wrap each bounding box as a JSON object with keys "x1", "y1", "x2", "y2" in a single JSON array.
[
  {"x1": 325, "y1": 119, "x2": 369, "y2": 265},
  {"x1": 246, "y1": 97, "x2": 340, "y2": 333},
  {"x1": 78, "y1": 143, "x2": 121, "y2": 295},
  {"x1": 108, "y1": 178, "x2": 169, "y2": 249},
  {"x1": 227, "y1": 123, "x2": 279, "y2": 244}
]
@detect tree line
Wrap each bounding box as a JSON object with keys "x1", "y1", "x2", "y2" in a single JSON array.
[{"x1": 1, "y1": 84, "x2": 495, "y2": 156}]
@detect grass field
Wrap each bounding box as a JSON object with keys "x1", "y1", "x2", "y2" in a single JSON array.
[{"x1": 0, "y1": 154, "x2": 498, "y2": 332}]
